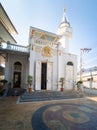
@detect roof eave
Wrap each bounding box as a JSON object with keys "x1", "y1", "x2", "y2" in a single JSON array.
[{"x1": 0, "y1": 3, "x2": 18, "y2": 35}]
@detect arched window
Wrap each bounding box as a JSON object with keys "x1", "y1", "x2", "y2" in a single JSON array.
[
  {"x1": 14, "y1": 62, "x2": 22, "y2": 71},
  {"x1": 67, "y1": 61, "x2": 73, "y2": 66}
]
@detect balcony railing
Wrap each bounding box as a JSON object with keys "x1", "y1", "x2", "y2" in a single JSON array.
[{"x1": 0, "y1": 42, "x2": 29, "y2": 53}]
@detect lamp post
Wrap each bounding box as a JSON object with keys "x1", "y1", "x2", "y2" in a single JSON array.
[{"x1": 80, "y1": 48, "x2": 92, "y2": 81}]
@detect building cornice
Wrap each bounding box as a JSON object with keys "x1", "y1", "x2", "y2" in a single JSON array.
[
  {"x1": 0, "y1": 3, "x2": 18, "y2": 35},
  {"x1": 30, "y1": 26, "x2": 61, "y2": 38},
  {"x1": 0, "y1": 21, "x2": 17, "y2": 43}
]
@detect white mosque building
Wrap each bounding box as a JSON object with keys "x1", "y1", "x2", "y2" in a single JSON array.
[{"x1": 0, "y1": 4, "x2": 77, "y2": 91}]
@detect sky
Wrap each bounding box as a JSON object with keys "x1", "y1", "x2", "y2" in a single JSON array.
[{"x1": 1, "y1": 0, "x2": 97, "y2": 70}]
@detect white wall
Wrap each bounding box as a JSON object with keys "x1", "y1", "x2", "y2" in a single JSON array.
[
  {"x1": 5, "y1": 53, "x2": 29, "y2": 88},
  {"x1": 29, "y1": 45, "x2": 77, "y2": 91},
  {"x1": 58, "y1": 36, "x2": 69, "y2": 52},
  {"x1": 59, "y1": 52, "x2": 77, "y2": 90}
]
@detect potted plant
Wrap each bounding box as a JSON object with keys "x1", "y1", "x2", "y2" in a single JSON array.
[
  {"x1": 0, "y1": 79, "x2": 8, "y2": 90},
  {"x1": 77, "y1": 80, "x2": 83, "y2": 84},
  {"x1": 0, "y1": 79, "x2": 8, "y2": 86},
  {"x1": 27, "y1": 75, "x2": 33, "y2": 92},
  {"x1": 59, "y1": 77, "x2": 65, "y2": 91},
  {"x1": 0, "y1": 79, "x2": 8, "y2": 95},
  {"x1": 76, "y1": 80, "x2": 83, "y2": 91}
]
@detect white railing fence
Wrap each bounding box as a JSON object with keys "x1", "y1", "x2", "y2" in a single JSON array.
[{"x1": 0, "y1": 42, "x2": 29, "y2": 53}]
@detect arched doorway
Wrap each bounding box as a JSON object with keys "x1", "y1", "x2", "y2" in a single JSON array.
[
  {"x1": 65, "y1": 61, "x2": 74, "y2": 89},
  {"x1": 13, "y1": 62, "x2": 22, "y2": 88}
]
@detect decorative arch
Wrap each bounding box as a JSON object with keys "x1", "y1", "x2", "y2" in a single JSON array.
[
  {"x1": 14, "y1": 61, "x2": 22, "y2": 71},
  {"x1": 14, "y1": 61, "x2": 21, "y2": 65}
]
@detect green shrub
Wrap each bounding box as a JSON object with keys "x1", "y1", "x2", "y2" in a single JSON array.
[{"x1": 77, "y1": 80, "x2": 83, "y2": 85}]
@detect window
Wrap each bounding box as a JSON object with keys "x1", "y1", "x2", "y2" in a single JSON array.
[{"x1": 67, "y1": 61, "x2": 73, "y2": 66}]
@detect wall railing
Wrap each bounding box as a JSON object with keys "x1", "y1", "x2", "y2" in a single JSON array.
[{"x1": 0, "y1": 42, "x2": 29, "y2": 53}]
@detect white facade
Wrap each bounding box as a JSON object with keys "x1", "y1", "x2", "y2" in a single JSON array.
[
  {"x1": 4, "y1": 51, "x2": 29, "y2": 88},
  {"x1": 28, "y1": 8, "x2": 77, "y2": 91},
  {"x1": 0, "y1": 5, "x2": 77, "y2": 91}
]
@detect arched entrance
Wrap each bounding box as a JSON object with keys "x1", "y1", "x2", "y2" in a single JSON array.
[
  {"x1": 13, "y1": 62, "x2": 22, "y2": 88},
  {"x1": 65, "y1": 61, "x2": 74, "y2": 89}
]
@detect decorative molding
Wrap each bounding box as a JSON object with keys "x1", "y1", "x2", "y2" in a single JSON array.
[
  {"x1": 34, "y1": 46, "x2": 42, "y2": 53},
  {"x1": 33, "y1": 45, "x2": 58, "y2": 56},
  {"x1": 42, "y1": 46, "x2": 51, "y2": 57}
]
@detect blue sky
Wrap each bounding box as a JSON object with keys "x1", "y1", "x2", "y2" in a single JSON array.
[{"x1": 1, "y1": 0, "x2": 97, "y2": 69}]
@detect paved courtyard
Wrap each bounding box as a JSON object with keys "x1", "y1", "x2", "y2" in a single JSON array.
[{"x1": 0, "y1": 93, "x2": 97, "y2": 130}]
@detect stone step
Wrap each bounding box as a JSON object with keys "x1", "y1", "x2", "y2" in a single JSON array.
[{"x1": 19, "y1": 91, "x2": 84, "y2": 102}]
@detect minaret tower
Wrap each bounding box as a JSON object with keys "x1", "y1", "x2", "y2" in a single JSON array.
[{"x1": 57, "y1": 6, "x2": 72, "y2": 52}]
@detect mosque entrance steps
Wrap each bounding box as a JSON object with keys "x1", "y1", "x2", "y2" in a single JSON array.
[{"x1": 19, "y1": 90, "x2": 85, "y2": 102}]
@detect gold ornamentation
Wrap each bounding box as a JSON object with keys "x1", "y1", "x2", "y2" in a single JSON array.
[{"x1": 42, "y1": 46, "x2": 51, "y2": 57}]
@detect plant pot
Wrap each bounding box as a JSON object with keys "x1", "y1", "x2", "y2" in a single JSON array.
[
  {"x1": 28, "y1": 87, "x2": 32, "y2": 92},
  {"x1": 60, "y1": 87, "x2": 64, "y2": 92}
]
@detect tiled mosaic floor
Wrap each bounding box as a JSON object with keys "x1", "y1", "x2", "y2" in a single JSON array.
[
  {"x1": 0, "y1": 95, "x2": 97, "y2": 130},
  {"x1": 32, "y1": 103, "x2": 97, "y2": 130}
]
